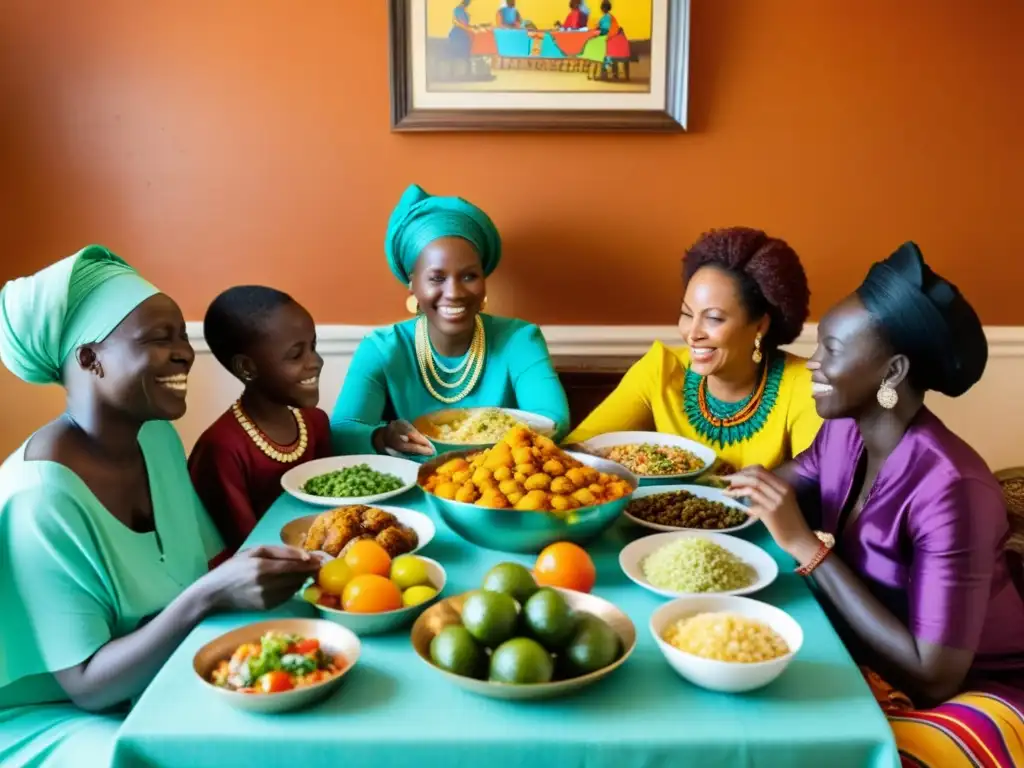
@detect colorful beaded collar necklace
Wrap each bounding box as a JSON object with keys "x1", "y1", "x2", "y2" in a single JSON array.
[{"x1": 682, "y1": 354, "x2": 785, "y2": 447}]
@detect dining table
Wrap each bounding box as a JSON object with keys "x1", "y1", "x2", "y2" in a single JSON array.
[{"x1": 112, "y1": 486, "x2": 899, "y2": 768}]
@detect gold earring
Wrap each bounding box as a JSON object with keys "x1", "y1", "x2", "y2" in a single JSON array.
[
  {"x1": 482, "y1": 296, "x2": 488, "y2": 310},
  {"x1": 752, "y1": 334, "x2": 763, "y2": 364},
  {"x1": 877, "y1": 381, "x2": 898, "y2": 409},
  {"x1": 406, "y1": 295, "x2": 419, "y2": 314}
]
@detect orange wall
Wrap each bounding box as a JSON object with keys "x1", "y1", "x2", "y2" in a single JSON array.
[{"x1": 1, "y1": 0, "x2": 1022, "y2": 326}]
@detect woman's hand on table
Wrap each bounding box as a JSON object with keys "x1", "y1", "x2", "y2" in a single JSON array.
[
  {"x1": 724, "y1": 466, "x2": 820, "y2": 565},
  {"x1": 374, "y1": 419, "x2": 435, "y2": 456},
  {"x1": 199, "y1": 545, "x2": 324, "y2": 612}
]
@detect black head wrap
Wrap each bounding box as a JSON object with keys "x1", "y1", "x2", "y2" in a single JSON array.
[{"x1": 855, "y1": 241, "x2": 987, "y2": 397}]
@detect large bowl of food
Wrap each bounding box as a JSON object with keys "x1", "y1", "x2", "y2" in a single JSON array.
[
  {"x1": 413, "y1": 407, "x2": 556, "y2": 452},
  {"x1": 280, "y1": 455, "x2": 419, "y2": 508},
  {"x1": 618, "y1": 530, "x2": 778, "y2": 598},
  {"x1": 411, "y1": 562, "x2": 635, "y2": 700},
  {"x1": 280, "y1": 504, "x2": 434, "y2": 559},
  {"x1": 193, "y1": 618, "x2": 361, "y2": 713},
  {"x1": 418, "y1": 426, "x2": 637, "y2": 553},
  {"x1": 579, "y1": 432, "x2": 716, "y2": 483},
  {"x1": 624, "y1": 485, "x2": 755, "y2": 534},
  {"x1": 650, "y1": 595, "x2": 803, "y2": 693}
]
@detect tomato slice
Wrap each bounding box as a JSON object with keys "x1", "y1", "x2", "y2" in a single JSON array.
[
  {"x1": 259, "y1": 671, "x2": 294, "y2": 693},
  {"x1": 292, "y1": 638, "x2": 320, "y2": 655}
]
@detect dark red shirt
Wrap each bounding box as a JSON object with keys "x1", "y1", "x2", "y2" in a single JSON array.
[{"x1": 188, "y1": 407, "x2": 333, "y2": 554}]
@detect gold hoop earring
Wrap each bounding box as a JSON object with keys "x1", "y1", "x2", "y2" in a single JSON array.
[
  {"x1": 406, "y1": 295, "x2": 419, "y2": 314},
  {"x1": 752, "y1": 334, "x2": 763, "y2": 364},
  {"x1": 877, "y1": 381, "x2": 898, "y2": 410}
]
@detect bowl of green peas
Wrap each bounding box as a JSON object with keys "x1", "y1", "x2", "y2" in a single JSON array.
[{"x1": 281, "y1": 456, "x2": 420, "y2": 508}]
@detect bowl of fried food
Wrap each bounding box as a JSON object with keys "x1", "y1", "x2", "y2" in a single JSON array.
[
  {"x1": 418, "y1": 426, "x2": 637, "y2": 553},
  {"x1": 280, "y1": 504, "x2": 435, "y2": 559}
]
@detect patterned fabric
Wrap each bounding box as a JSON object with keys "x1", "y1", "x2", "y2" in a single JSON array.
[{"x1": 862, "y1": 668, "x2": 1024, "y2": 767}]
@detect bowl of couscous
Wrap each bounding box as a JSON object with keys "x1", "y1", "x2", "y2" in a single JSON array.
[{"x1": 649, "y1": 595, "x2": 803, "y2": 693}]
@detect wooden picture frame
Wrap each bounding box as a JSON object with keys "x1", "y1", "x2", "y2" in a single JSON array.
[{"x1": 389, "y1": 0, "x2": 690, "y2": 132}]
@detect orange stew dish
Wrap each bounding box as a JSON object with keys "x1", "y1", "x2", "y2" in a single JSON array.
[{"x1": 210, "y1": 631, "x2": 348, "y2": 694}]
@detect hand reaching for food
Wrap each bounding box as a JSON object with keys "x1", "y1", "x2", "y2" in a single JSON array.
[
  {"x1": 201, "y1": 545, "x2": 324, "y2": 612},
  {"x1": 376, "y1": 419, "x2": 435, "y2": 456}
]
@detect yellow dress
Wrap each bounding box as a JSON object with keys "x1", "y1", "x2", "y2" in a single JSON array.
[{"x1": 564, "y1": 342, "x2": 822, "y2": 471}]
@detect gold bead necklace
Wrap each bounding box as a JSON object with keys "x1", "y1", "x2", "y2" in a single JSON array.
[
  {"x1": 231, "y1": 400, "x2": 309, "y2": 463},
  {"x1": 414, "y1": 315, "x2": 486, "y2": 404}
]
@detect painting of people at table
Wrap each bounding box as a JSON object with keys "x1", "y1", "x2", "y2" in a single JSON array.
[{"x1": 427, "y1": 0, "x2": 653, "y2": 92}]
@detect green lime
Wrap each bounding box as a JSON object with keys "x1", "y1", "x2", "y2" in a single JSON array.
[
  {"x1": 489, "y1": 637, "x2": 554, "y2": 684},
  {"x1": 481, "y1": 562, "x2": 538, "y2": 605},
  {"x1": 391, "y1": 555, "x2": 431, "y2": 590},
  {"x1": 403, "y1": 585, "x2": 438, "y2": 607},
  {"x1": 562, "y1": 613, "x2": 621, "y2": 678},
  {"x1": 460, "y1": 590, "x2": 519, "y2": 648},
  {"x1": 430, "y1": 625, "x2": 486, "y2": 679},
  {"x1": 523, "y1": 588, "x2": 577, "y2": 651}
]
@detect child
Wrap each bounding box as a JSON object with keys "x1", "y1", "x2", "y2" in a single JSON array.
[{"x1": 189, "y1": 286, "x2": 332, "y2": 553}]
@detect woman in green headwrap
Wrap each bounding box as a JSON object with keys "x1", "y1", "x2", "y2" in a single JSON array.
[
  {"x1": 330, "y1": 184, "x2": 570, "y2": 456},
  {"x1": 0, "y1": 246, "x2": 321, "y2": 767}
]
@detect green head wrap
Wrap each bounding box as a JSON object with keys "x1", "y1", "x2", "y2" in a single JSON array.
[
  {"x1": 0, "y1": 245, "x2": 159, "y2": 385},
  {"x1": 384, "y1": 184, "x2": 502, "y2": 285}
]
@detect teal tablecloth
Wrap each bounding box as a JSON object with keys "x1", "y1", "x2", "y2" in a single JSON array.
[{"x1": 113, "y1": 489, "x2": 898, "y2": 768}]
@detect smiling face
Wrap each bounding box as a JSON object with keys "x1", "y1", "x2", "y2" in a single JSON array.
[
  {"x1": 410, "y1": 236, "x2": 487, "y2": 339},
  {"x1": 241, "y1": 301, "x2": 324, "y2": 409},
  {"x1": 83, "y1": 293, "x2": 195, "y2": 422},
  {"x1": 678, "y1": 265, "x2": 769, "y2": 379},
  {"x1": 807, "y1": 295, "x2": 902, "y2": 420}
]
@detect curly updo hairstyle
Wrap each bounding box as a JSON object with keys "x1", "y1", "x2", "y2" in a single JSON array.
[{"x1": 682, "y1": 227, "x2": 810, "y2": 352}]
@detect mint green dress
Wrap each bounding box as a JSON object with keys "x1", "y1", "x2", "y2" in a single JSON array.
[
  {"x1": 330, "y1": 314, "x2": 570, "y2": 455},
  {"x1": 0, "y1": 420, "x2": 223, "y2": 768}
]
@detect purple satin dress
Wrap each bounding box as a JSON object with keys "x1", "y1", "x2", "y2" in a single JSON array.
[{"x1": 792, "y1": 408, "x2": 1024, "y2": 695}]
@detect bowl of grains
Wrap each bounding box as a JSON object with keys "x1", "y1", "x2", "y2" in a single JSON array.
[
  {"x1": 624, "y1": 486, "x2": 756, "y2": 534},
  {"x1": 650, "y1": 595, "x2": 803, "y2": 692},
  {"x1": 619, "y1": 531, "x2": 778, "y2": 598},
  {"x1": 579, "y1": 432, "x2": 716, "y2": 482}
]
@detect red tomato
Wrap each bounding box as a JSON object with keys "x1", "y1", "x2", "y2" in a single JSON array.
[
  {"x1": 259, "y1": 671, "x2": 294, "y2": 694},
  {"x1": 292, "y1": 638, "x2": 320, "y2": 655}
]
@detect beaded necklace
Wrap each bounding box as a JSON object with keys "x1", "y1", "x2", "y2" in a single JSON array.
[
  {"x1": 682, "y1": 354, "x2": 785, "y2": 447},
  {"x1": 231, "y1": 401, "x2": 309, "y2": 463},
  {"x1": 414, "y1": 315, "x2": 486, "y2": 404}
]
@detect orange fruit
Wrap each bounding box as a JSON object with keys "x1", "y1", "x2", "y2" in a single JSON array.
[
  {"x1": 343, "y1": 539, "x2": 392, "y2": 577},
  {"x1": 342, "y1": 574, "x2": 403, "y2": 613},
  {"x1": 534, "y1": 542, "x2": 596, "y2": 593}
]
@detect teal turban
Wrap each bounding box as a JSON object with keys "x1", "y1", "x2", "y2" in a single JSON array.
[
  {"x1": 384, "y1": 184, "x2": 502, "y2": 285},
  {"x1": 0, "y1": 245, "x2": 159, "y2": 385}
]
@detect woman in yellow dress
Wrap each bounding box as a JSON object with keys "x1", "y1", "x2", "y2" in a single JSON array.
[{"x1": 565, "y1": 227, "x2": 821, "y2": 472}]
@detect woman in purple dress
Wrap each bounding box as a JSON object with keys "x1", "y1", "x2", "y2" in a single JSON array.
[{"x1": 728, "y1": 242, "x2": 1024, "y2": 766}]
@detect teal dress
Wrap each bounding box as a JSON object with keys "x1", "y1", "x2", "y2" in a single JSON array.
[
  {"x1": 330, "y1": 314, "x2": 570, "y2": 456},
  {"x1": 0, "y1": 421, "x2": 223, "y2": 768}
]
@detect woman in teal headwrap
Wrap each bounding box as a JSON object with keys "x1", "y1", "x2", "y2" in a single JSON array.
[
  {"x1": 0, "y1": 246, "x2": 320, "y2": 767},
  {"x1": 331, "y1": 185, "x2": 570, "y2": 457}
]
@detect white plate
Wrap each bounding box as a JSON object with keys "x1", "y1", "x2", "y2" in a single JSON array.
[
  {"x1": 279, "y1": 505, "x2": 436, "y2": 555},
  {"x1": 281, "y1": 455, "x2": 419, "y2": 508},
  {"x1": 579, "y1": 432, "x2": 716, "y2": 481},
  {"x1": 624, "y1": 485, "x2": 757, "y2": 534},
  {"x1": 413, "y1": 407, "x2": 556, "y2": 452},
  {"x1": 619, "y1": 531, "x2": 778, "y2": 599}
]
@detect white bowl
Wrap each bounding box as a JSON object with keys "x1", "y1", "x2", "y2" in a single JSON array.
[
  {"x1": 193, "y1": 618, "x2": 361, "y2": 713},
  {"x1": 650, "y1": 595, "x2": 803, "y2": 693},
  {"x1": 281, "y1": 455, "x2": 419, "y2": 507},
  {"x1": 413, "y1": 407, "x2": 557, "y2": 452},
  {"x1": 311, "y1": 557, "x2": 447, "y2": 636},
  {"x1": 579, "y1": 432, "x2": 716, "y2": 481},
  {"x1": 279, "y1": 505, "x2": 436, "y2": 556},
  {"x1": 619, "y1": 531, "x2": 778, "y2": 598},
  {"x1": 624, "y1": 485, "x2": 757, "y2": 534}
]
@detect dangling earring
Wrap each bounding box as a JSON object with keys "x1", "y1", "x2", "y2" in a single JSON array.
[
  {"x1": 877, "y1": 381, "x2": 898, "y2": 409},
  {"x1": 406, "y1": 295, "x2": 419, "y2": 314},
  {"x1": 482, "y1": 296, "x2": 488, "y2": 310},
  {"x1": 752, "y1": 334, "x2": 763, "y2": 364}
]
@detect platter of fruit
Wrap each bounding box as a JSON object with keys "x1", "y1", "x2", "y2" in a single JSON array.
[
  {"x1": 411, "y1": 559, "x2": 635, "y2": 700},
  {"x1": 301, "y1": 539, "x2": 446, "y2": 636}
]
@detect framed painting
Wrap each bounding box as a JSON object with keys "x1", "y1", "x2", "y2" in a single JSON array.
[{"x1": 389, "y1": 0, "x2": 690, "y2": 132}]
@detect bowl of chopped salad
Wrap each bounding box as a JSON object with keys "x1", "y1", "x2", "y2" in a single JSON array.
[
  {"x1": 193, "y1": 619, "x2": 361, "y2": 713},
  {"x1": 281, "y1": 455, "x2": 419, "y2": 508},
  {"x1": 579, "y1": 432, "x2": 716, "y2": 483},
  {"x1": 413, "y1": 407, "x2": 557, "y2": 453}
]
